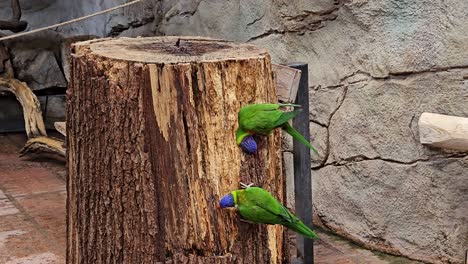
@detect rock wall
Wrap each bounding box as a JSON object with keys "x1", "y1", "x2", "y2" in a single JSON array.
[{"x1": 1, "y1": 0, "x2": 467, "y2": 263}]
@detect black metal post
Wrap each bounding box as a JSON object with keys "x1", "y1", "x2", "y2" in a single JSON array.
[{"x1": 289, "y1": 63, "x2": 313, "y2": 264}]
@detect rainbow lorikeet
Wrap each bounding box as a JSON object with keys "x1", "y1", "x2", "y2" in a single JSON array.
[
  {"x1": 219, "y1": 184, "x2": 318, "y2": 240},
  {"x1": 236, "y1": 103, "x2": 318, "y2": 154}
]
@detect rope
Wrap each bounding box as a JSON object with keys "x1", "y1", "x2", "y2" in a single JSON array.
[{"x1": 0, "y1": 0, "x2": 143, "y2": 42}]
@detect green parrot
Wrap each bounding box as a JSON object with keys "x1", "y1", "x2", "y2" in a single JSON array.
[
  {"x1": 219, "y1": 184, "x2": 318, "y2": 240},
  {"x1": 235, "y1": 103, "x2": 318, "y2": 154}
]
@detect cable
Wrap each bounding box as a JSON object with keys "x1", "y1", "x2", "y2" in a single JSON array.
[{"x1": 0, "y1": 0, "x2": 143, "y2": 42}]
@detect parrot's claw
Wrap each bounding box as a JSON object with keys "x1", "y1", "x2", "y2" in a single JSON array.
[{"x1": 240, "y1": 182, "x2": 254, "y2": 189}]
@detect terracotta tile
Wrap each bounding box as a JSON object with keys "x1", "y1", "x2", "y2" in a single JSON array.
[
  {"x1": 15, "y1": 192, "x2": 66, "y2": 246},
  {"x1": 0, "y1": 189, "x2": 7, "y2": 199},
  {"x1": 0, "y1": 167, "x2": 65, "y2": 197},
  {"x1": 0, "y1": 154, "x2": 23, "y2": 168},
  {"x1": 0, "y1": 134, "x2": 27, "y2": 154},
  {"x1": 0, "y1": 214, "x2": 62, "y2": 263},
  {"x1": 0, "y1": 198, "x2": 19, "y2": 216},
  {"x1": 4, "y1": 252, "x2": 62, "y2": 264}
]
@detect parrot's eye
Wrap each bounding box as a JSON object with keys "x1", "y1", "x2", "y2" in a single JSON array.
[
  {"x1": 240, "y1": 136, "x2": 257, "y2": 154},
  {"x1": 219, "y1": 193, "x2": 235, "y2": 208}
]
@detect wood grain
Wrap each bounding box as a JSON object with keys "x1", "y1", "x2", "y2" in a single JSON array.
[
  {"x1": 67, "y1": 36, "x2": 284, "y2": 263},
  {"x1": 54, "y1": 122, "x2": 66, "y2": 136},
  {"x1": 272, "y1": 64, "x2": 301, "y2": 103}
]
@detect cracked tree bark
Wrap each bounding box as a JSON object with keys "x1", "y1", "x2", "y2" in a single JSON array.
[{"x1": 67, "y1": 36, "x2": 285, "y2": 263}]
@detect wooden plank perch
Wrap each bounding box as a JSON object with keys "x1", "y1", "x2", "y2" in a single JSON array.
[
  {"x1": 67, "y1": 36, "x2": 284, "y2": 263},
  {"x1": 272, "y1": 64, "x2": 301, "y2": 103},
  {"x1": 418, "y1": 112, "x2": 468, "y2": 151}
]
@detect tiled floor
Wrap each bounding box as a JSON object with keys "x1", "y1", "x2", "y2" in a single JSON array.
[
  {"x1": 0, "y1": 133, "x2": 66, "y2": 264},
  {"x1": 0, "y1": 133, "x2": 421, "y2": 264}
]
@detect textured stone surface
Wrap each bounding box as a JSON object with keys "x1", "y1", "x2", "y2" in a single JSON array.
[
  {"x1": 310, "y1": 122, "x2": 328, "y2": 168},
  {"x1": 0, "y1": 94, "x2": 65, "y2": 132},
  {"x1": 246, "y1": 1, "x2": 468, "y2": 92},
  {"x1": 40, "y1": 95, "x2": 66, "y2": 129},
  {"x1": 0, "y1": 97, "x2": 24, "y2": 133},
  {"x1": 0, "y1": 0, "x2": 158, "y2": 37},
  {"x1": 10, "y1": 48, "x2": 66, "y2": 90},
  {"x1": 313, "y1": 157, "x2": 468, "y2": 264},
  {"x1": 327, "y1": 70, "x2": 468, "y2": 165}
]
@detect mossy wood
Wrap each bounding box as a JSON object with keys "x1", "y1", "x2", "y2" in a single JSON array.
[{"x1": 67, "y1": 36, "x2": 285, "y2": 263}]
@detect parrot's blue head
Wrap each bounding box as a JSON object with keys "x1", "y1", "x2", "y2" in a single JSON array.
[
  {"x1": 239, "y1": 136, "x2": 257, "y2": 154},
  {"x1": 219, "y1": 193, "x2": 235, "y2": 208}
]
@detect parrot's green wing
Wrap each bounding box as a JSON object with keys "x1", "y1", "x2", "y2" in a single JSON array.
[
  {"x1": 241, "y1": 110, "x2": 283, "y2": 134},
  {"x1": 272, "y1": 109, "x2": 300, "y2": 127},
  {"x1": 236, "y1": 187, "x2": 319, "y2": 239},
  {"x1": 239, "y1": 104, "x2": 300, "y2": 134},
  {"x1": 237, "y1": 104, "x2": 280, "y2": 143},
  {"x1": 236, "y1": 103, "x2": 303, "y2": 144},
  {"x1": 236, "y1": 187, "x2": 292, "y2": 225},
  {"x1": 239, "y1": 104, "x2": 279, "y2": 114}
]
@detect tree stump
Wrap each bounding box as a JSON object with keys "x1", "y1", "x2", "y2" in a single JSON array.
[{"x1": 67, "y1": 36, "x2": 284, "y2": 263}]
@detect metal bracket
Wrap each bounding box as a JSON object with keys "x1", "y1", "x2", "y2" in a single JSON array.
[{"x1": 289, "y1": 63, "x2": 314, "y2": 264}]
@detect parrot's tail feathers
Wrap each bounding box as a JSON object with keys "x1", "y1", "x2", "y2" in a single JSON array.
[
  {"x1": 285, "y1": 220, "x2": 319, "y2": 240},
  {"x1": 282, "y1": 123, "x2": 319, "y2": 155},
  {"x1": 274, "y1": 110, "x2": 300, "y2": 127}
]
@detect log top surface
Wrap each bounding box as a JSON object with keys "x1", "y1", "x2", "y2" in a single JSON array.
[{"x1": 73, "y1": 36, "x2": 268, "y2": 64}]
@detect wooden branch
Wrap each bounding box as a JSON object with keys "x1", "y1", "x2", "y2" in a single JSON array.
[
  {"x1": 0, "y1": 77, "x2": 47, "y2": 138},
  {"x1": 54, "y1": 122, "x2": 66, "y2": 136},
  {"x1": 418, "y1": 112, "x2": 468, "y2": 151},
  {"x1": 273, "y1": 64, "x2": 301, "y2": 103},
  {"x1": 20, "y1": 136, "x2": 66, "y2": 157}
]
